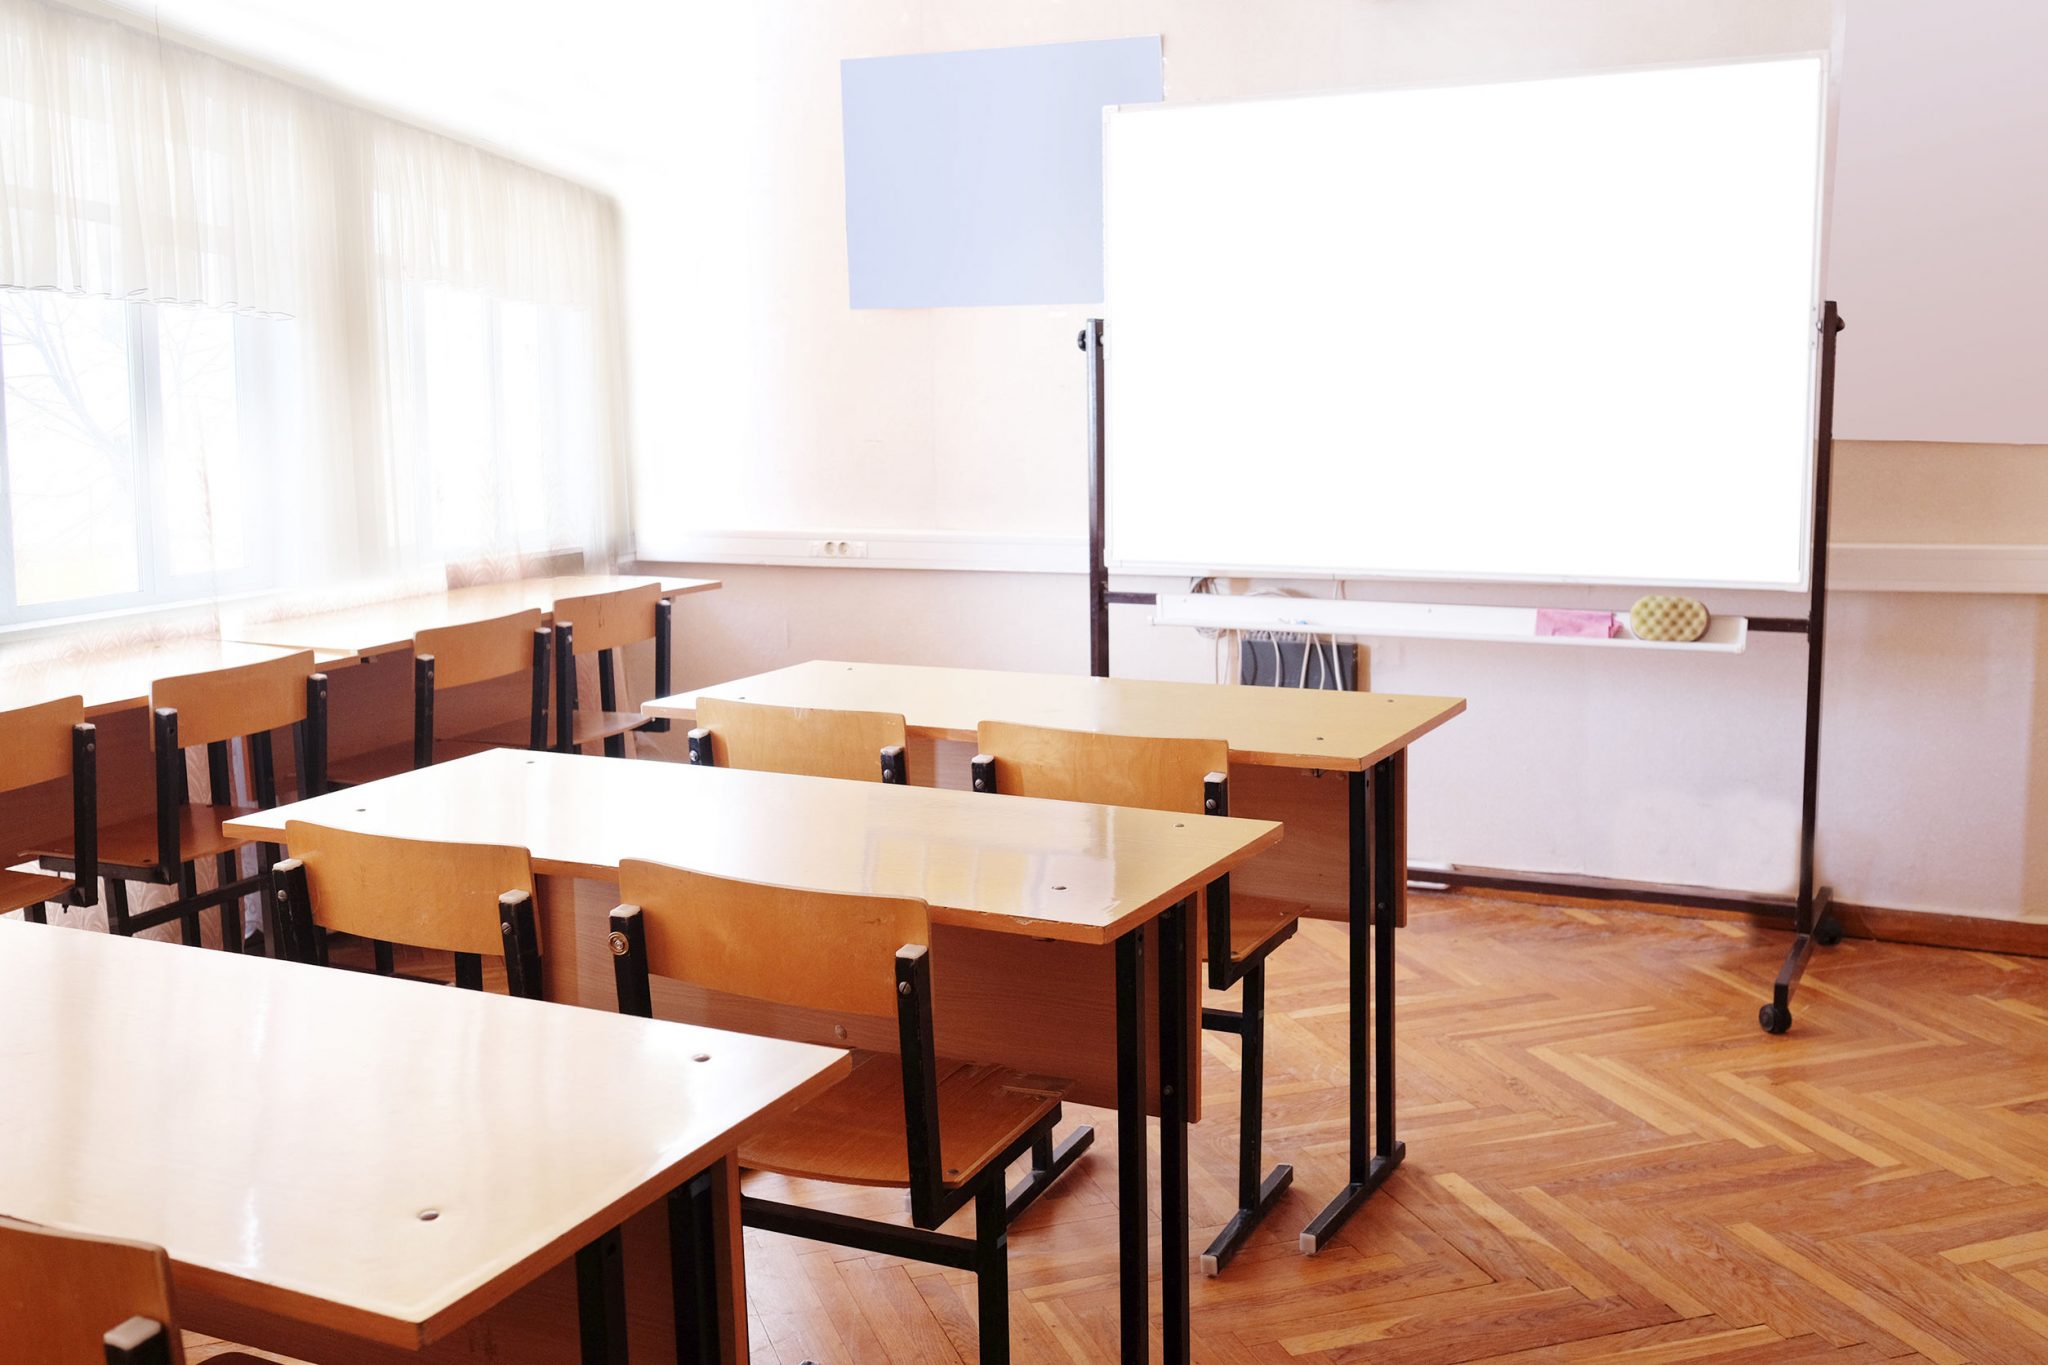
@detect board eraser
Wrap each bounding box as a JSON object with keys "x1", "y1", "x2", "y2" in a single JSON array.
[
  {"x1": 1629, "y1": 595, "x2": 1709, "y2": 642},
  {"x1": 1534, "y1": 608, "x2": 1617, "y2": 639}
]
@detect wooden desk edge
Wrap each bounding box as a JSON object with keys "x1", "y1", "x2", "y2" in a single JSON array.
[
  {"x1": 642, "y1": 693, "x2": 1470, "y2": 771},
  {"x1": 66, "y1": 649, "x2": 364, "y2": 719},
  {"x1": 176, "y1": 1046, "x2": 850, "y2": 1350},
  {"x1": 1087, "y1": 815, "x2": 1288, "y2": 941},
  {"x1": 219, "y1": 820, "x2": 1286, "y2": 948},
  {"x1": 416, "y1": 1041, "x2": 844, "y2": 1345}
]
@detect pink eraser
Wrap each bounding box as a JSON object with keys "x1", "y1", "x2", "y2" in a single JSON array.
[{"x1": 1535, "y1": 608, "x2": 1617, "y2": 639}]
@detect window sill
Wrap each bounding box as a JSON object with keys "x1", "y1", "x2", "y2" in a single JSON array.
[{"x1": 0, "y1": 587, "x2": 279, "y2": 648}]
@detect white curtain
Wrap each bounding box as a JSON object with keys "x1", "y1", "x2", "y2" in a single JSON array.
[
  {"x1": 0, "y1": 0, "x2": 305, "y2": 313},
  {"x1": 368, "y1": 120, "x2": 630, "y2": 575},
  {"x1": 0, "y1": 0, "x2": 629, "y2": 624}
]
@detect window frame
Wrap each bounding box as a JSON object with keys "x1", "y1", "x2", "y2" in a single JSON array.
[{"x1": 0, "y1": 292, "x2": 279, "y2": 626}]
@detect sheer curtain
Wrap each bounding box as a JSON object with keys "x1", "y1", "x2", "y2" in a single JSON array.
[
  {"x1": 369, "y1": 120, "x2": 629, "y2": 576},
  {"x1": 0, "y1": 0, "x2": 630, "y2": 631}
]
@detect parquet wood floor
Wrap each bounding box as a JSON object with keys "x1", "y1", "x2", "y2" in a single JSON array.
[{"x1": 188, "y1": 892, "x2": 2048, "y2": 1363}]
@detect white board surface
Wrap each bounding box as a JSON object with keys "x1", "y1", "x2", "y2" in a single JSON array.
[{"x1": 1104, "y1": 57, "x2": 1829, "y2": 588}]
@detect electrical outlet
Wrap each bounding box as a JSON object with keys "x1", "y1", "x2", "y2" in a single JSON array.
[{"x1": 808, "y1": 539, "x2": 870, "y2": 559}]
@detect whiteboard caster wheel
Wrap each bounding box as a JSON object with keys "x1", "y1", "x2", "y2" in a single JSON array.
[
  {"x1": 1814, "y1": 917, "x2": 1843, "y2": 947},
  {"x1": 1759, "y1": 1003, "x2": 1791, "y2": 1035}
]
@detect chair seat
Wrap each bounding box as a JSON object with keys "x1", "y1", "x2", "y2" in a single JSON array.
[
  {"x1": 0, "y1": 866, "x2": 74, "y2": 914},
  {"x1": 742, "y1": 1051, "x2": 1068, "y2": 1190},
  {"x1": 1208, "y1": 893, "x2": 1306, "y2": 966},
  {"x1": 31, "y1": 803, "x2": 257, "y2": 877}
]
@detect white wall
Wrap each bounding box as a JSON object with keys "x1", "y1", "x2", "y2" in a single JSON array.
[
  {"x1": 642, "y1": 557, "x2": 2048, "y2": 923},
  {"x1": 1828, "y1": 0, "x2": 2048, "y2": 442},
  {"x1": 621, "y1": 0, "x2": 2048, "y2": 924},
  {"x1": 622, "y1": 0, "x2": 1839, "y2": 553}
]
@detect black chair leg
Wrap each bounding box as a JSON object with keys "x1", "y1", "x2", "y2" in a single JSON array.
[
  {"x1": 24, "y1": 902, "x2": 47, "y2": 924},
  {"x1": 598, "y1": 650, "x2": 627, "y2": 759},
  {"x1": 975, "y1": 1175, "x2": 1011, "y2": 1365},
  {"x1": 1201, "y1": 961, "x2": 1293, "y2": 1276},
  {"x1": 215, "y1": 852, "x2": 241, "y2": 952},
  {"x1": 106, "y1": 879, "x2": 131, "y2": 935},
  {"x1": 1004, "y1": 1123, "x2": 1095, "y2": 1225},
  {"x1": 175, "y1": 862, "x2": 201, "y2": 946},
  {"x1": 251, "y1": 843, "x2": 282, "y2": 957}
]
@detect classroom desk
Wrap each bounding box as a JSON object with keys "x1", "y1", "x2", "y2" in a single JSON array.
[
  {"x1": 226, "y1": 747, "x2": 1282, "y2": 1365},
  {"x1": 644, "y1": 660, "x2": 1467, "y2": 1253},
  {"x1": 0, "y1": 917, "x2": 847, "y2": 1364},
  {"x1": 221, "y1": 574, "x2": 722, "y2": 657},
  {"x1": 0, "y1": 638, "x2": 354, "y2": 718}
]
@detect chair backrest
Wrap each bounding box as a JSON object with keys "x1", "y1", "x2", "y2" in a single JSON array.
[
  {"x1": 152, "y1": 651, "x2": 317, "y2": 750},
  {"x1": 280, "y1": 821, "x2": 537, "y2": 961},
  {"x1": 0, "y1": 1217, "x2": 186, "y2": 1365},
  {"x1": 0, "y1": 695, "x2": 84, "y2": 793},
  {"x1": 973, "y1": 721, "x2": 1226, "y2": 817},
  {"x1": 616, "y1": 859, "x2": 927, "y2": 1019},
  {"x1": 416, "y1": 608, "x2": 546, "y2": 692},
  {"x1": 0, "y1": 695, "x2": 96, "y2": 899},
  {"x1": 553, "y1": 583, "x2": 661, "y2": 658},
  {"x1": 692, "y1": 698, "x2": 908, "y2": 783}
]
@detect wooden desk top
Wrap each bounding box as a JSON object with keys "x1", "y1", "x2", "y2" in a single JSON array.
[
  {"x1": 646, "y1": 660, "x2": 1467, "y2": 771},
  {"x1": 223, "y1": 575, "x2": 723, "y2": 656},
  {"x1": 0, "y1": 919, "x2": 846, "y2": 1350},
  {"x1": 224, "y1": 748, "x2": 1281, "y2": 945},
  {"x1": 0, "y1": 639, "x2": 353, "y2": 719}
]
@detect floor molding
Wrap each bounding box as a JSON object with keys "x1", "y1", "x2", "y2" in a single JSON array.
[{"x1": 1397, "y1": 873, "x2": 2048, "y2": 960}]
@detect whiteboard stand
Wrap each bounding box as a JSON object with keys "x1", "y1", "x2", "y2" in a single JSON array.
[{"x1": 1081, "y1": 304, "x2": 1848, "y2": 1039}]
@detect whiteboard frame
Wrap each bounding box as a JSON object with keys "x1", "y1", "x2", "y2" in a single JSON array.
[{"x1": 1102, "y1": 52, "x2": 1838, "y2": 593}]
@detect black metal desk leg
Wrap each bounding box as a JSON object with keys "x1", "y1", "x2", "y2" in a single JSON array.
[
  {"x1": 1157, "y1": 898, "x2": 1193, "y2": 1364},
  {"x1": 1373, "y1": 754, "x2": 1406, "y2": 1174},
  {"x1": 1114, "y1": 927, "x2": 1148, "y2": 1365},
  {"x1": 669, "y1": 1171, "x2": 723, "y2": 1365},
  {"x1": 575, "y1": 1226, "x2": 629, "y2": 1365},
  {"x1": 1300, "y1": 764, "x2": 1401, "y2": 1252}
]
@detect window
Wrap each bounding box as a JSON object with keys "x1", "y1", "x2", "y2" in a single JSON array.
[
  {"x1": 384, "y1": 282, "x2": 602, "y2": 564},
  {"x1": 0, "y1": 289, "x2": 296, "y2": 623}
]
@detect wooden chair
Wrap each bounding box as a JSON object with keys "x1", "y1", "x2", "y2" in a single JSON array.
[
  {"x1": 0, "y1": 1216, "x2": 267, "y2": 1364},
  {"x1": 684, "y1": 696, "x2": 910, "y2": 783},
  {"x1": 326, "y1": 608, "x2": 552, "y2": 786},
  {"x1": 551, "y1": 583, "x2": 671, "y2": 758},
  {"x1": 32, "y1": 653, "x2": 327, "y2": 952},
  {"x1": 971, "y1": 720, "x2": 1304, "y2": 1275},
  {"x1": 610, "y1": 861, "x2": 1069, "y2": 1363},
  {"x1": 1, "y1": 696, "x2": 97, "y2": 925},
  {"x1": 273, "y1": 821, "x2": 543, "y2": 998}
]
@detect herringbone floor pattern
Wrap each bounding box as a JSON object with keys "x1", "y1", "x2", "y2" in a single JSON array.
[
  {"x1": 739, "y1": 893, "x2": 2048, "y2": 1364},
  {"x1": 189, "y1": 892, "x2": 2048, "y2": 1363}
]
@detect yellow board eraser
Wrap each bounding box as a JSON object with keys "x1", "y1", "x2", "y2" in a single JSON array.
[{"x1": 1629, "y1": 595, "x2": 1709, "y2": 642}]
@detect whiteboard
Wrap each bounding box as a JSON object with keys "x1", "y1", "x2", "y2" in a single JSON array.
[{"x1": 1104, "y1": 57, "x2": 1829, "y2": 589}]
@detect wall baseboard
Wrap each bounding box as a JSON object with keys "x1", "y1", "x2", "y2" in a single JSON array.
[
  {"x1": 1402, "y1": 877, "x2": 2048, "y2": 960},
  {"x1": 1830, "y1": 901, "x2": 2048, "y2": 959}
]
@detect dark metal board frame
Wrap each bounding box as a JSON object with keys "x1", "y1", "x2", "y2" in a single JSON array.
[{"x1": 1080, "y1": 303, "x2": 1847, "y2": 1039}]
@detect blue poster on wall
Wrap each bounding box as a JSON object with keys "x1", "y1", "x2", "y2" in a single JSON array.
[{"x1": 841, "y1": 35, "x2": 1164, "y2": 309}]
